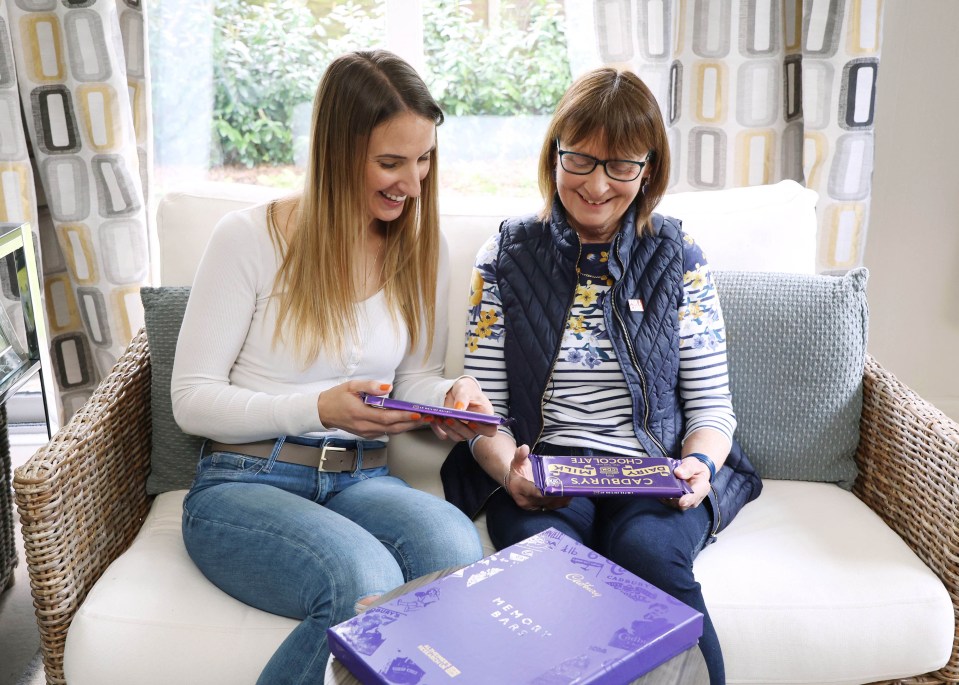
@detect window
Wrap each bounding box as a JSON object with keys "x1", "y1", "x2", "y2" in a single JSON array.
[{"x1": 149, "y1": 0, "x2": 571, "y2": 215}]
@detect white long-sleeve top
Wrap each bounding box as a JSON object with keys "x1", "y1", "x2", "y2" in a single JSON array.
[{"x1": 171, "y1": 203, "x2": 454, "y2": 443}]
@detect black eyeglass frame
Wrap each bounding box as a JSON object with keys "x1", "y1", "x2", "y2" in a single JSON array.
[{"x1": 555, "y1": 140, "x2": 651, "y2": 182}]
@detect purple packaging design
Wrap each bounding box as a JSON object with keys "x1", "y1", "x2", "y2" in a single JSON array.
[
  {"x1": 529, "y1": 454, "x2": 693, "y2": 498},
  {"x1": 360, "y1": 392, "x2": 513, "y2": 426},
  {"x1": 327, "y1": 528, "x2": 703, "y2": 685}
]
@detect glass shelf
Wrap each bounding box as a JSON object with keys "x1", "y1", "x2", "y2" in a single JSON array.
[
  {"x1": 1, "y1": 220, "x2": 51, "y2": 591},
  {"x1": 0, "y1": 222, "x2": 54, "y2": 436}
]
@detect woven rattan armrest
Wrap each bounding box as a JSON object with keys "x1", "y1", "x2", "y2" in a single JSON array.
[
  {"x1": 13, "y1": 328, "x2": 153, "y2": 685},
  {"x1": 855, "y1": 354, "x2": 959, "y2": 685}
]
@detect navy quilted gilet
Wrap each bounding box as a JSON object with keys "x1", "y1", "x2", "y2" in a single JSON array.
[{"x1": 497, "y1": 199, "x2": 685, "y2": 458}]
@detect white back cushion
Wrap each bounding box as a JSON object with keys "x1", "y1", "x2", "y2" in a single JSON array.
[
  {"x1": 157, "y1": 180, "x2": 817, "y2": 287},
  {"x1": 657, "y1": 180, "x2": 818, "y2": 274},
  {"x1": 156, "y1": 180, "x2": 819, "y2": 375},
  {"x1": 158, "y1": 182, "x2": 286, "y2": 286}
]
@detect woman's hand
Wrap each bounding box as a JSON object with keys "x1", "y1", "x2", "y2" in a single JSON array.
[
  {"x1": 316, "y1": 380, "x2": 424, "y2": 439},
  {"x1": 665, "y1": 457, "x2": 713, "y2": 511},
  {"x1": 503, "y1": 444, "x2": 572, "y2": 513},
  {"x1": 427, "y1": 377, "x2": 499, "y2": 442}
]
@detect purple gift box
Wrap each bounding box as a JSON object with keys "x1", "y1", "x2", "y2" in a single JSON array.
[
  {"x1": 327, "y1": 528, "x2": 703, "y2": 684},
  {"x1": 529, "y1": 454, "x2": 693, "y2": 498}
]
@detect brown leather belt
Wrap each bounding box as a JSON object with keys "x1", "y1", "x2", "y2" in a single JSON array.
[{"x1": 208, "y1": 440, "x2": 387, "y2": 472}]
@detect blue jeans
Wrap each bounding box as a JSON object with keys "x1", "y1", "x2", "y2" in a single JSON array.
[
  {"x1": 182, "y1": 438, "x2": 483, "y2": 685},
  {"x1": 486, "y1": 444, "x2": 724, "y2": 685}
]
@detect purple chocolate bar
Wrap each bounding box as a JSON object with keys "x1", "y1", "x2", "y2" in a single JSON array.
[
  {"x1": 360, "y1": 392, "x2": 513, "y2": 426},
  {"x1": 327, "y1": 528, "x2": 703, "y2": 685},
  {"x1": 529, "y1": 454, "x2": 693, "y2": 498}
]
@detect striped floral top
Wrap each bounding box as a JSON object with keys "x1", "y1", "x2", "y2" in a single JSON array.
[{"x1": 464, "y1": 230, "x2": 736, "y2": 455}]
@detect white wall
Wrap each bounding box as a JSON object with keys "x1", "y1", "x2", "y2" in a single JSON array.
[{"x1": 864, "y1": 0, "x2": 959, "y2": 422}]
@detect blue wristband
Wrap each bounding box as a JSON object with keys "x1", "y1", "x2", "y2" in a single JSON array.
[{"x1": 687, "y1": 452, "x2": 716, "y2": 482}]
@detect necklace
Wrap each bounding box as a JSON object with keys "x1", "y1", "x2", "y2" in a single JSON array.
[{"x1": 362, "y1": 240, "x2": 385, "y2": 294}]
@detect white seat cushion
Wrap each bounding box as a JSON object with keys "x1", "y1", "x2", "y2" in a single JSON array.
[
  {"x1": 64, "y1": 491, "x2": 295, "y2": 685},
  {"x1": 698, "y1": 480, "x2": 953, "y2": 684},
  {"x1": 65, "y1": 481, "x2": 951, "y2": 685}
]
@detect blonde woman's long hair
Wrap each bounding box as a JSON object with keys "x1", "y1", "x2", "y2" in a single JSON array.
[
  {"x1": 537, "y1": 67, "x2": 671, "y2": 236},
  {"x1": 271, "y1": 50, "x2": 443, "y2": 364}
]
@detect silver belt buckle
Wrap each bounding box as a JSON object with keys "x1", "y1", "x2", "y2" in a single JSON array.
[{"x1": 319, "y1": 444, "x2": 356, "y2": 472}]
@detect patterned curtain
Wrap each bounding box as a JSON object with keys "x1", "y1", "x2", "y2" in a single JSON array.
[
  {"x1": 564, "y1": 0, "x2": 884, "y2": 273},
  {"x1": 0, "y1": 0, "x2": 151, "y2": 423}
]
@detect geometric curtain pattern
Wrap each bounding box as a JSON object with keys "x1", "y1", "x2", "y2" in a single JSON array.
[
  {"x1": 567, "y1": 0, "x2": 883, "y2": 273},
  {"x1": 0, "y1": 0, "x2": 151, "y2": 421}
]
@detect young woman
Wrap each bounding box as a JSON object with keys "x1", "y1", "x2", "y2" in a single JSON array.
[{"x1": 172, "y1": 50, "x2": 494, "y2": 684}]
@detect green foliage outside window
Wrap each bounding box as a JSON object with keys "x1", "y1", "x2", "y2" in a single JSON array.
[
  {"x1": 424, "y1": 0, "x2": 570, "y2": 116},
  {"x1": 212, "y1": 0, "x2": 571, "y2": 168},
  {"x1": 211, "y1": 0, "x2": 382, "y2": 167}
]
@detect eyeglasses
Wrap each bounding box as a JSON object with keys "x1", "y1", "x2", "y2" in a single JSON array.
[{"x1": 555, "y1": 141, "x2": 650, "y2": 182}]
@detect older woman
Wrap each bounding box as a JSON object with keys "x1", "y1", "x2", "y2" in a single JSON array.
[{"x1": 446, "y1": 67, "x2": 762, "y2": 684}]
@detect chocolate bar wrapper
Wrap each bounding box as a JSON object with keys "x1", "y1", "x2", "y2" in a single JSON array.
[
  {"x1": 529, "y1": 454, "x2": 692, "y2": 498},
  {"x1": 360, "y1": 392, "x2": 513, "y2": 426},
  {"x1": 327, "y1": 527, "x2": 703, "y2": 685}
]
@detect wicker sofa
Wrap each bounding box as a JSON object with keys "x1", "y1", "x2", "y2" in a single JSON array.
[{"x1": 13, "y1": 181, "x2": 959, "y2": 685}]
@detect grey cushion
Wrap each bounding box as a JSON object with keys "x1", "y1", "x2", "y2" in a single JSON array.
[
  {"x1": 714, "y1": 268, "x2": 869, "y2": 489},
  {"x1": 141, "y1": 286, "x2": 203, "y2": 494}
]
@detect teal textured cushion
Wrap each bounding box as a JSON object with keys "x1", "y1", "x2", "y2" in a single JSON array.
[
  {"x1": 141, "y1": 286, "x2": 203, "y2": 494},
  {"x1": 714, "y1": 268, "x2": 868, "y2": 489}
]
